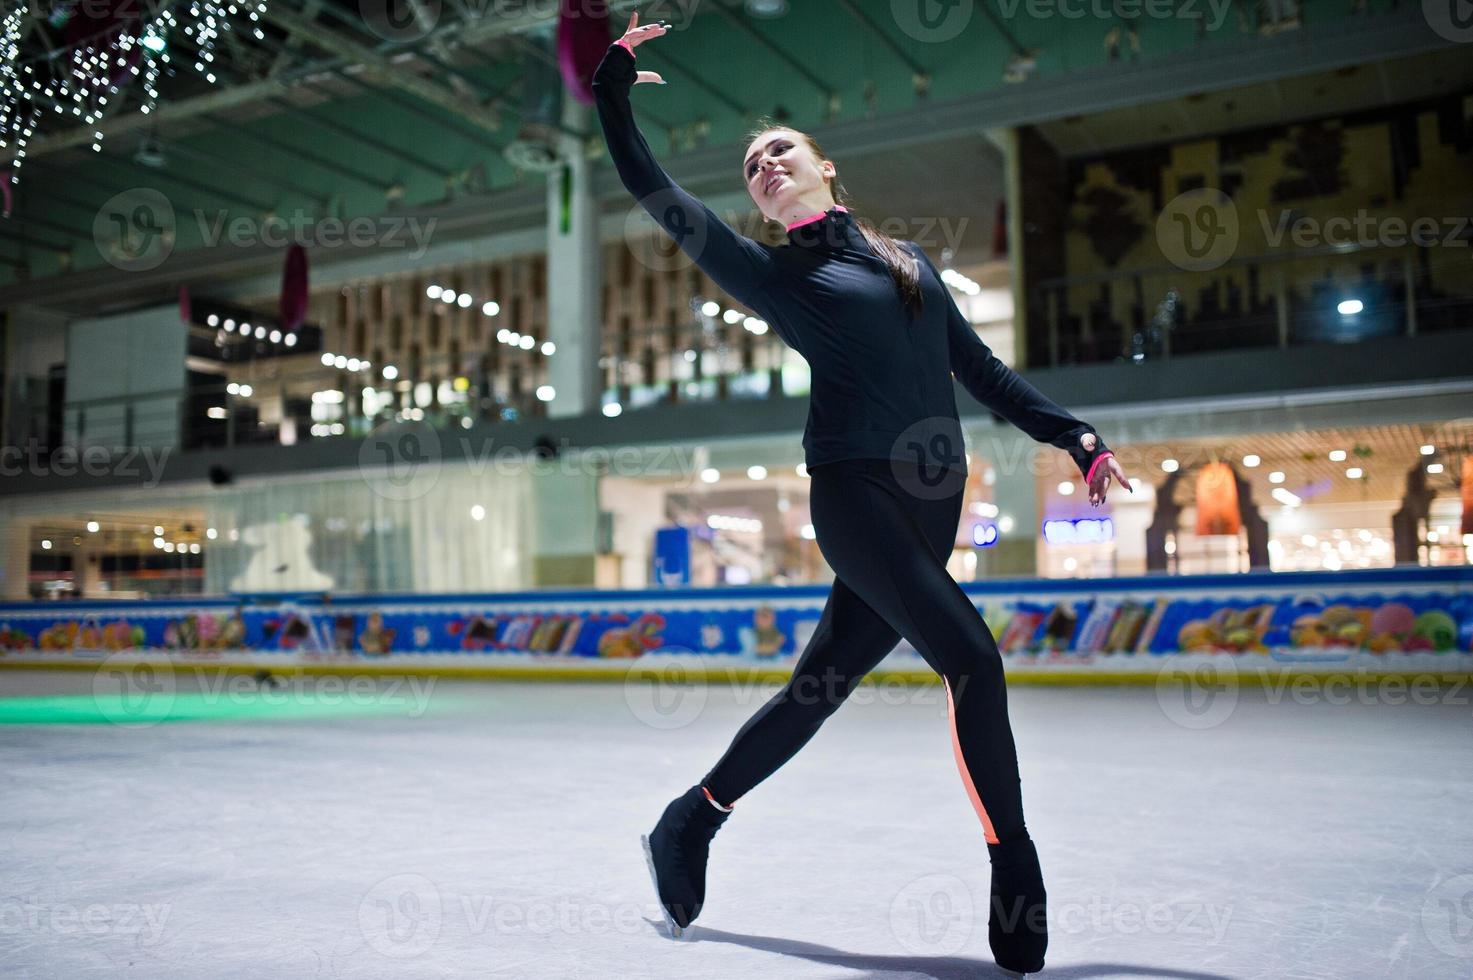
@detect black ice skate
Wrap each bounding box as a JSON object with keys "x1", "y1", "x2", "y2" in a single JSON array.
[
  {"x1": 987, "y1": 833, "x2": 1048, "y2": 976},
  {"x1": 640, "y1": 785, "x2": 730, "y2": 939}
]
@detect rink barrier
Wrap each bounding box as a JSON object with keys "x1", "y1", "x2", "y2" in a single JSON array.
[
  {"x1": 0, "y1": 566, "x2": 1469, "y2": 683},
  {"x1": 1, "y1": 656, "x2": 1472, "y2": 689}
]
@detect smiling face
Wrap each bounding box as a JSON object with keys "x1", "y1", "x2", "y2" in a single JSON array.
[{"x1": 742, "y1": 128, "x2": 837, "y2": 222}]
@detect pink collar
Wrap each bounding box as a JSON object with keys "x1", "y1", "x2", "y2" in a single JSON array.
[{"x1": 785, "y1": 205, "x2": 847, "y2": 233}]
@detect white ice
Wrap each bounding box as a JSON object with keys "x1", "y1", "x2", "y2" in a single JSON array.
[{"x1": 1, "y1": 669, "x2": 1471, "y2": 979}]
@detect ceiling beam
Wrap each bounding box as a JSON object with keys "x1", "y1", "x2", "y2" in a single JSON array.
[
  {"x1": 707, "y1": 1, "x2": 837, "y2": 116},
  {"x1": 200, "y1": 112, "x2": 391, "y2": 192},
  {"x1": 97, "y1": 150, "x2": 280, "y2": 214},
  {"x1": 8, "y1": 0, "x2": 664, "y2": 165},
  {"x1": 0, "y1": 183, "x2": 548, "y2": 312},
  {"x1": 831, "y1": 0, "x2": 931, "y2": 94},
  {"x1": 269, "y1": 0, "x2": 323, "y2": 75},
  {"x1": 257, "y1": 2, "x2": 506, "y2": 141},
  {"x1": 332, "y1": 70, "x2": 508, "y2": 147},
  {"x1": 11, "y1": 73, "x2": 306, "y2": 162},
  {"x1": 154, "y1": 140, "x2": 323, "y2": 209},
  {"x1": 265, "y1": 95, "x2": 450, "y2": 182},
  {"x1": 1, "y1": 7, "x2": 1455, "y2": 306},
  {"x1": 10, "y1": 186, "x2": 104, "y2": 219},
  {"x1": 0, "y1": 227, "x2": 71, "y2": 253},
  {"x1": 637, "y1": 46, "x2": 751, "y2": 119},
  {"x1": 310, "y1": 0, "x2": 488, "y2": 103},
  {"x1": 1, "y1": 211, "x2": 93, "y2": 243}
]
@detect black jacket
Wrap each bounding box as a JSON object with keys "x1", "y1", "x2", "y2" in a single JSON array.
[{"x1": 592, "y1": 43, "x2": 1109, "y2": 480}]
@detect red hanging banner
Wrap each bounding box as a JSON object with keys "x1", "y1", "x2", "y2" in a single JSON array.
[
  {"x1": 279, "y1": 244, "x2": 309, "y2": 333},
  {"x1": 557, "y1": 0, "x2": 611, "y2": 107},
  {"x1": 1195, "y1": 461, "x2": 1242, "y2": 536},
  {"x1": 1461, "y1": 456, "x2": 1473, "y2": 537}
]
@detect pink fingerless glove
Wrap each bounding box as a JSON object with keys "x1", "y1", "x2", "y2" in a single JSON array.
[{"x1": 1085, "y1": 451, "x2": 1114, "y2": 487}]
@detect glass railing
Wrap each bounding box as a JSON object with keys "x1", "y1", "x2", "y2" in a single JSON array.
[
  {"x1": 5, "y1": 354, "x2": 813, "y2": 467},
  {"x1": 1027, "y1": 239, "x2": 1473, "y2": 368}
]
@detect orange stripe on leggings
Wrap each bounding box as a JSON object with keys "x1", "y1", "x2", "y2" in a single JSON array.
[{"x1": 944, "y1": 676, "x2": 999, "y2": 844}]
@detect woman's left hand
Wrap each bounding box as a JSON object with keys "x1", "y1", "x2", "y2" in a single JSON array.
[
  {"x1": 617, "y1": 12, "x2": 670, "y2": 85},
  {"x1": 1082, "y1": 432, "x2": 1131, "y2": 507}
]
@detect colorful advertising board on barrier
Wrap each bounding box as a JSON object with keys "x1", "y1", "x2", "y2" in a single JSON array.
[{"x1": 1, "y1": 568, "x2": 1469, "y2": 680}]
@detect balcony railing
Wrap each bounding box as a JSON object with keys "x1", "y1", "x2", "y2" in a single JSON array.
[{"x1": 1029, "y1": 239, "x2": 1473, "y2": 368}]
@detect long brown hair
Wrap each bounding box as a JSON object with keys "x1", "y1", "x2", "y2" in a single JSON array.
[{"x1": 745, "y1": 121, "x2": 923, "y2": 319}]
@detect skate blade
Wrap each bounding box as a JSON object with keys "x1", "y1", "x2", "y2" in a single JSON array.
[{"x1": 640, "y1": 833, "x2": 692, "y2": 941}]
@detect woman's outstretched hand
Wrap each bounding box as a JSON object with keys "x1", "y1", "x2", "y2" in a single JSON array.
[
  {"x1": 617, "y1": 12, "x2": 669, "y2": 85},
  {"x1": 1082, "y1": 432, "x2": 1132, "y2": 507}
]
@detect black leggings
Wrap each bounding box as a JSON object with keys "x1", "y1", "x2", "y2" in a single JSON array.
[{"x1": 702, "y1": 457, "x2": 1026, "y2": 845}]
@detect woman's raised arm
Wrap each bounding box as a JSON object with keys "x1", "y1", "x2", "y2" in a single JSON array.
[{"x1": 592, "y1": 15, "x2": 778, "y2": 310}]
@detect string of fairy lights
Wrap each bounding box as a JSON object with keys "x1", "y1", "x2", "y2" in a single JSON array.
[{"x1": 0, "y1": 0, "x2": 269, "y2": 189}]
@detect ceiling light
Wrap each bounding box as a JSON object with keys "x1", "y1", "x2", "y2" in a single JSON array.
[{"x1": 745, "y1": 0, "x2": 788, "y2": 16}]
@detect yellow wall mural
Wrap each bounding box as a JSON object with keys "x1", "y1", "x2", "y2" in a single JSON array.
[{"x1": 1054, "y1": 99, "x2": 1473, "y2": 362}]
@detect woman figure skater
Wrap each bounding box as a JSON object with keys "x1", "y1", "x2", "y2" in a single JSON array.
[{"x1": 594, "y1": 14, "x2": 1129, "y2": 976}]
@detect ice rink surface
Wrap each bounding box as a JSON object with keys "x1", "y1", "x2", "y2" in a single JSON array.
[{"x1": 2, "y1": 667, "x2": 1471, "y2": 979}]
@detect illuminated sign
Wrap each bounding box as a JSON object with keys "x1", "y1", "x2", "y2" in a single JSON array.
[
  {"x1": 972, "y1": 523, "x2": 999, "y2": 547},
  {"x1": 1043, "y1": 518, "x2": 1114, "y2": 545}
]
